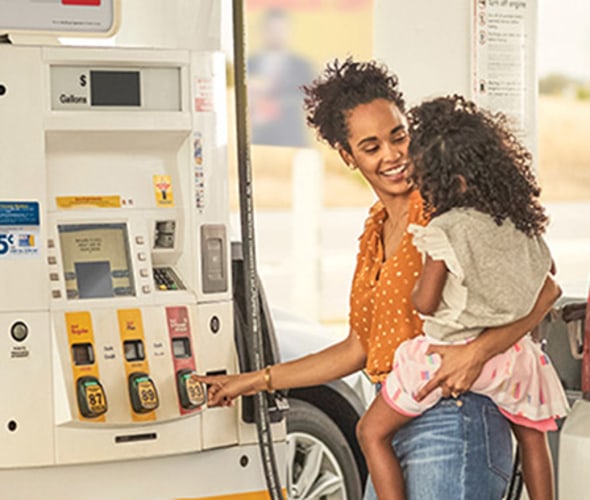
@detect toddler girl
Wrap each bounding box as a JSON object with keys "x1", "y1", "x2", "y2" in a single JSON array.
[{"x1": 357, "y1": 95, "x2": 569, "y2": 500}]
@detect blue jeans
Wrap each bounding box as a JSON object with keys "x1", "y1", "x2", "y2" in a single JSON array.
[{"x1": 364, "y1": 392, "x2": 513, "y2": 500}]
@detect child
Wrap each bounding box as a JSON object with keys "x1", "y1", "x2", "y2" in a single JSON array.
[{"x1": 357, "y1": 95, "x2": 569, "y2": 500}]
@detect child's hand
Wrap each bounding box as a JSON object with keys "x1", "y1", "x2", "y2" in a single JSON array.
[{"x1": 415, "y1": 342, "x2": 485, "y2": 401}]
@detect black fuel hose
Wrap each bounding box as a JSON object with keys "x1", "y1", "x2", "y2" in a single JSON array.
[{"x1": 231, "y1": 1, "x2": 284, "y2": 498}]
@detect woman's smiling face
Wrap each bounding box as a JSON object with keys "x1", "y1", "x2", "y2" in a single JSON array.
[{"x1": 340, "y1": 98, "x2": 414, "y2": 199}]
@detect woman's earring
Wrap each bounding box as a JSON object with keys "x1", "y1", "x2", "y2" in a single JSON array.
[{"x1": 348, "y1": 163, "x2": 358, "y2": 171}]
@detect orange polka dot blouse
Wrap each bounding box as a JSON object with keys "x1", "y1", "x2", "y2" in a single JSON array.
[{"x1": 349, "y1": 189, "x2": 429, "y2": 383}]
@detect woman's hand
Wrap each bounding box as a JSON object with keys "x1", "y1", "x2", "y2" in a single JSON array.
[
  {"x1": 415, "y1": 342, "x2": 485, "y2": 400},
  {"x1": 194, "y1": 331, "x2": 367, "y2": 407},
  {"x1": 193, "y1": 371, "x2": 264, "y2": 407}
]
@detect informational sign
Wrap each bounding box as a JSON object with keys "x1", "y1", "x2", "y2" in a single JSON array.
[
  {"x1": 472, "y1": 0, "x2": 537, "y2": 157},
  {"x1": 193, "y1": 132, "x2": 205, "y2": 212},
  {"x1": 153, "y1": 175, "x2": 175, "y2": 208},
  {"x1": 0, "y1": 201, "x2": 40, "y2": 259},
  {"x1": 0, "y1": 0, "x2": 118, "y2": 35}
]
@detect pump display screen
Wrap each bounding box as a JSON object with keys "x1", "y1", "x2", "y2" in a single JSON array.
[
  {"x1": 90, "y1": 71, "x2": 141, "y2": 107},
  {"x1": 72, "y1": 343, "x2": 95, "y2": 366},
  {"x1": 172, "y1": 337, "x2": 191, "y2": 359},
  {"x1": 124, "y1": 340, "x2": 145, "y2": 362},
  {"x1": 58, "y1": 223, "x2": 135, "y2": 300}
]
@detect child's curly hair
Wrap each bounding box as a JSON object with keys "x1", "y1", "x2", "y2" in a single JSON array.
[
  {"x1": 408, "y1": 95, "x2": 548, "y2": 236},
  {"x1": 303, "y1": 57, "x2": 405, "y2": 154}
]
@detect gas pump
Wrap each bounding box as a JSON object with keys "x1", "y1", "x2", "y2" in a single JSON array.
[{"x1": 0, "y1": 1, "x2": 286, "y2": 498}]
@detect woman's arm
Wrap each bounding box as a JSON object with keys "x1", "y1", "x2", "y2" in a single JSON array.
[
  {"x1": 194, "y1": 329, "x2": 367, "y2": 406},
  {"x1": 412, "y1": 255, "x2": 448, "y2": 315},
  {"x1": 415, "y1": 274, "x2": 562, "y2": 400}
]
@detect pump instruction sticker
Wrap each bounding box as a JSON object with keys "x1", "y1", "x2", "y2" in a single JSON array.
[
  {"x1": 193, "y1": 132, "x2": 205, "y2": 212},
  {"x1": 153, "y1": 175, "x2": 175, "y2": 207},
  {"x1": 0, "y1": 201, "x2": 40, "y2": 259},
  {"x1": 472, "y1": 0, "x2": 537, "y2": 155},
  {"x1": 56, "y1": 195, "x2": 121, "y2": 209}
]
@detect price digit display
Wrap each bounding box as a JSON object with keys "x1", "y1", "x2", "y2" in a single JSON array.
[{"x1": 0, "y1": 233, "x2": 14, "y2": 255}]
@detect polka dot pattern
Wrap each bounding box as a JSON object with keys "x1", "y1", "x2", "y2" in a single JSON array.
[{"x1": 349, "y1": 190, "x2": 429, "y2": 383}]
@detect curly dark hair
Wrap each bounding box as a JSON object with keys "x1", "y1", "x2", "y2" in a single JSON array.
[
  {"x1": 302, "y1": 57, "x2": 405, "y2": 154},
  {"x1": 407, "y1": 95, "x2": 548, "y2": 236}
]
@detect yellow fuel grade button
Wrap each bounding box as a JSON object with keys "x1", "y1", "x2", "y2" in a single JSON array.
[
  {"x1": 128, "y1": 372, "x2": 159, "y2": 413},
  {"x1": 77, "y1": 376, "x2": 108, "y2": 418}
]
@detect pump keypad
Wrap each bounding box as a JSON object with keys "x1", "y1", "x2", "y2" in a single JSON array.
[{"x1": 153, "y1": 267, "x2": 185, "y2": 291}]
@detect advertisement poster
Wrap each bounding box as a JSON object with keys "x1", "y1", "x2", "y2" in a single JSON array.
[
  {"x1": 472, "y1": 0, "x2": 537, "y2": 158},
  {"x1": 0, "y1": 201, "x2": 40, "y2": 260}
]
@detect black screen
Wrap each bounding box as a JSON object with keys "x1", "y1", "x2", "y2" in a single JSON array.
[
  {"x1": 75, "y1": 261, "x2": 113, "y2": 299},
  {"x1": 72, "y1": 343, "x2": 95, "y2": 366},
  {"x1": 90, "y1": 70, "x2": 141, "y2": 107},
  {"x1": 172, "y1": 337, "x2": 191, "y2": 359},
  {"x1": 124, "y1": 340, "x2": 145, "y2": 362}
]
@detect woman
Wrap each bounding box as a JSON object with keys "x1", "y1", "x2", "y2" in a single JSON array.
[{"x1": 196, "y1": 58, "x2": 560, "y2": 499}]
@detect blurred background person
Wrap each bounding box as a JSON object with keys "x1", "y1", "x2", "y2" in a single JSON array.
[{"x1": 247, "y1": 8, "x2": 314, "y2": 147}]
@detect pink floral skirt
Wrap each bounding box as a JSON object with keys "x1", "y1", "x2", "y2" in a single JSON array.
[{"x1": 382, "y1": 335, "x2": 570, "y2": 431}]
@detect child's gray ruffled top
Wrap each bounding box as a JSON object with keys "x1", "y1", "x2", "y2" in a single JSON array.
[{"x1": 408, "y1": 208, "x2": 552, "y2": 342}]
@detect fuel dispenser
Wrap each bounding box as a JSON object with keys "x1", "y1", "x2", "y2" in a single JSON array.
[{"x1": 0, "y1": 4, "x2": 286, "y2": 498}]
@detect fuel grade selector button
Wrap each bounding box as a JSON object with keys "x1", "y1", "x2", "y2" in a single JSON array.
[
  {"x1": 128, "y1": 372, "x2": 159, "y2": 413},
  {"x1": 77, "y1": 376, "x2": 108, "y2": 418},
  {"x1": 177, "y1": 369, "x2": 206, "y2": 409}
]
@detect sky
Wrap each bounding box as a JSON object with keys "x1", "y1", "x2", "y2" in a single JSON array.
[{"x1": 538, "y1": 0, "x2": 590, "y2": 81}]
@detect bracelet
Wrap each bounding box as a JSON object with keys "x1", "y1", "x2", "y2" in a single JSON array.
[{"x1": 264, "y1": 365, "x2": 275, "y2": 394}]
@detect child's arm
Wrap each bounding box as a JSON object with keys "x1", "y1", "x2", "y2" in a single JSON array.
[
  {"x1": 412, "y1": 255, "x2": 448, "y2": 315},
  {"x1": 415, "y1": 274, "x2": 561, "y2": 400}
]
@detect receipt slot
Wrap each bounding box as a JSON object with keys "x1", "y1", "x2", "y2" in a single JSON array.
[
  {"x1": 76, "y1": 376, "x2": 108, "y2": 419},
  {"x1": 128, "y1": 372, "x2": 159, "y2": 414}
]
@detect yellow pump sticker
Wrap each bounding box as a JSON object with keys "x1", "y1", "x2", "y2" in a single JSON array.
[
  {"x1": 56, "y1": 195, "x2": 122, "y2": 209},
  {"x1": 153, "y1": 175, "x2": 175, "y2": 207},
  {"x1": 65, "y1": 311, "x2": 106, "y2": 422},
  {"x1": 117, "y1": 309, "x2": 156, "y2": 422}
]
